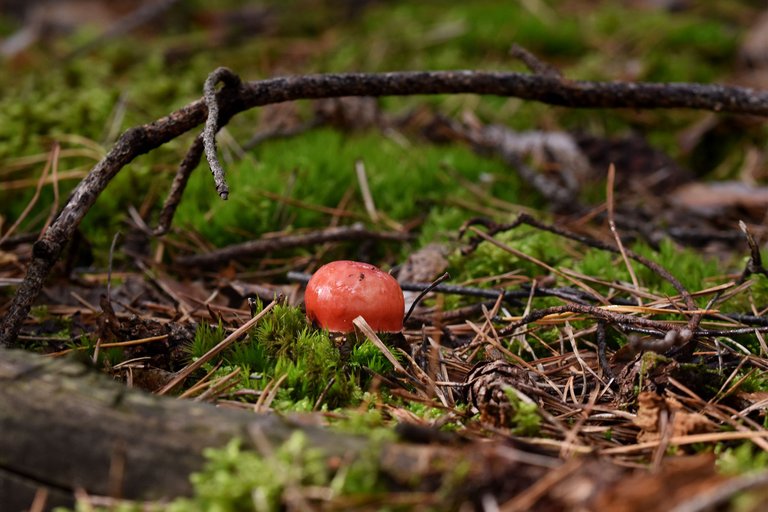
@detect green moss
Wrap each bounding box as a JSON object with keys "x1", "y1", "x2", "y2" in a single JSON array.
[
  {"x1": 717, "y1": 443, "x2": 768, "y2": 476},
  {"x1": 187, "y1": 321, "x2": 226, "y2": 360},
  {"x1": 450, "y1": 226, "x2": 570, "y2": 283},
  {"x1": 502, "y1": 387, "x2": 541, "y2": 436},
  {"x1": 183, "y1": 306, "x2": 401, "y2": 409},
  {"x1": 158, "y1": 433, "x2": 387, "y2": 512},
  {"x1": 453, "y1": 224, "x2": 723, "y2": 303},
  {"x1": 730, "y1": 370, "x2": 768, "y2": 394},
  {"x1": 1, "y1": 0, "x2": 760, "y2": 270},
  {"x1": 174, "y1": 128, "x2": 523, "y2": 249}
]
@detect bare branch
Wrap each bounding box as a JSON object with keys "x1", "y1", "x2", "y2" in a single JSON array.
[
  {"x1": 203, "y1": 67, "x2": 242, "y2": 200},
  {"x1": 153, "y1": 136, "x2": 204, "y2": 236}
]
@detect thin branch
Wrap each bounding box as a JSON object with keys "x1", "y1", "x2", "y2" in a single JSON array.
[
  {"x1": 739, "y1": 220, "x2": 768, "y2": 280},
  {"x1": 498, "y1": 303, "x2": 677, "y2": 336},
  {"x1": 5, "y1": 68, "x2": 768, "y2": 346},
  {"x1": 509, "y1": 43, "x2": 563, "y2": 79},
  {"x1": 403, "y1": 272, "x2": 451, "y2": 325},
  {"x1": 153, "y1": 136, "x2": 205, "y2": 236},
  {"x1": 203, "y1": 67, "x2": 242, "y2": 200}
]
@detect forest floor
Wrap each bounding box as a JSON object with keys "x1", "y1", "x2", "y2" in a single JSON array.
[{"x1": 2, "y1": 1, "x2": 768, "y2": 510}]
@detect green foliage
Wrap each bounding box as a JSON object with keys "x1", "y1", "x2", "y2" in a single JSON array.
[
  {"x1": 450, "y1": 226, "x2": 569, "y2": 283},
  {"x1": 188, "y1": 321, "x2": 226, "y2": 360},
  {"x1": 272, "y1": 329, "x2": 358, "y2": 408},
  {"x1": 588, "y1": 6, "x2": 738, "y2": 82},
  {"x1": 174, "y1": 128, "x2": 521, "y2": 249},
  {"x1": 327, "y1": 407, "x2": 394, "y2": 438},
  {"x1": 348, "y1": 339, "x2": 394, "y2": 377},
  {"x1": 184, "y1": 306, "x2": 400, "y2": 410},
  {"x1": 502, "y1": 388, "x2": 541, "y2": 436},
  {"x1": 163, "y1": 434, "x2": 386, "y2": 512},
  {"x1": 452, "y1": 225, "x2": 723, "y2": 305},
  {"x1": 717, "y1": 443, "x2": 768, "y2": 475},
  {"x1": 730, "y1": 370, "x2": 768, "y2": 394}
]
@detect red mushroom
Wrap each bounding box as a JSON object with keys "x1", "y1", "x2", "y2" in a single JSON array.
[{"x1": 304, "y1": 260, "x2": 405, "y2": 333}]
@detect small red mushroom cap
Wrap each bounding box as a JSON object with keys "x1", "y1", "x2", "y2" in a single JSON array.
[{"x1": 304, "y1": 260, "x2": 405, "y2": 333}]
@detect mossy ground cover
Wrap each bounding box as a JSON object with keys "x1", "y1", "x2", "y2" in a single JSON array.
[{"x1": 4, "y1": 1, "x2": 768, "y2": 510}]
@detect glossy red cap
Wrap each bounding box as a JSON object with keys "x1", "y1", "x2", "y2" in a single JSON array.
[{"x1": 304, "y1": 260, "x2": 405, "y2": 333}]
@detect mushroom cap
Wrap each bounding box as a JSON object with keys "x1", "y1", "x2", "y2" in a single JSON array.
[{"x1": 304, "y1": 260, "x2": 405, "y2": 333}]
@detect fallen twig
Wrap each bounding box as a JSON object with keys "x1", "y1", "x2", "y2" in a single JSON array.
[{"x1": 176, "y1": 224, "x2": 410, "y2": 267}]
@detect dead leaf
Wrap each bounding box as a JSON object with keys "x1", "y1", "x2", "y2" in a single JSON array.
[{"x1": 634, "y1": 391, "x2": 714, "y2": 443}]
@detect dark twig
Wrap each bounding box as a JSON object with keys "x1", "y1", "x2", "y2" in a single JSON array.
[
  {"x1": 696, "y1": 326, "x2": 768, "y2": 337},
  {"x1": 738, "y1": 220, "x2": 768, "y2": 281},
  {"x1": 721, "y1": 313, "x2": 768, "y2": 327},
  {"x1": 176, "y1": 224, "x2": 410, "y2": 267},
  {"x1": 498, "y1": 303, "x2": 676, "y2": 336},
  {"x1": 203, "y1": 67, "x2": 242, "y2": 200},
  {"x1": 5, "y1": 69, "x2": 768, "y2": 346},
  {"x1": 106, "y1": 232, "x2": 121, "y2": 305},
  {"x1": 403, "y1": 272, "x2": 451, "y2": 325},
  {"x1": 595, "y1": 321, "x2": 616, "y2": 383},
  {"x1": 154, "y1": 137, "x2": 205, "y2": 236},
  {"x1": 201, "y1": 69, "x2": 768, "y2": 207},
  {"x1": 288, "y1": 272, "x2": 614, "y2": 307},
  {"x1": 509, "y1": 44, "x2": 563, "y2": 79}
]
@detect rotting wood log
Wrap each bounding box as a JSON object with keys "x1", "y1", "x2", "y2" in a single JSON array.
[{"x1": 0, "y1": 348, "x2": 549, "y2": 511}]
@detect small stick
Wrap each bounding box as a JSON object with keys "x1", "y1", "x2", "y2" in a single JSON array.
[
  {"x1": 509, "y1": 43, "x2": 563, "y2": 78},
  {"x1": 352, "y1": 316, "x2": 408, "y2": 376},
  {"x1": 595, "y1": 321, "x2": 616, "y2": 383},
  {"x1": 354, "y1": 159, "x2": 379, "y2": 222},
  {"x1": 153, "y1": 137, "x2": 204, "y2": 235},
  {"x1": 402, "y1": 272, "x2": 450, "y2": 325},
  {"x1": 203, "y1": 67, "x2": 241, "y2": 200}
]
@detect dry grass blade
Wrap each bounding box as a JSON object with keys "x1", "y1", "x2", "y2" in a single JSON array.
[
  {"x1": 158, "y1": 300, "x2": 277, "y2": 395},
  {"x1": 606, "y1": 163, "x2": 642, "y2": 305},
  {"x1": 600, "y1": 430, "x2": 768, "y2": 455},
  {"x1": 0, "y1": 143, "x2": 58, "y2": 245},
  {"x1": 40, "y1": 143, "x2": 61, "y2": 236},
  {"x1": 355, "y1": 159, "x2": 379, "y2": 223},
  {"x1": 194, "y1": 368, "x2": 243, "y2": 402},
  {"x1": 352, "y1": 316, "x2": 408, "y2": 375}
]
